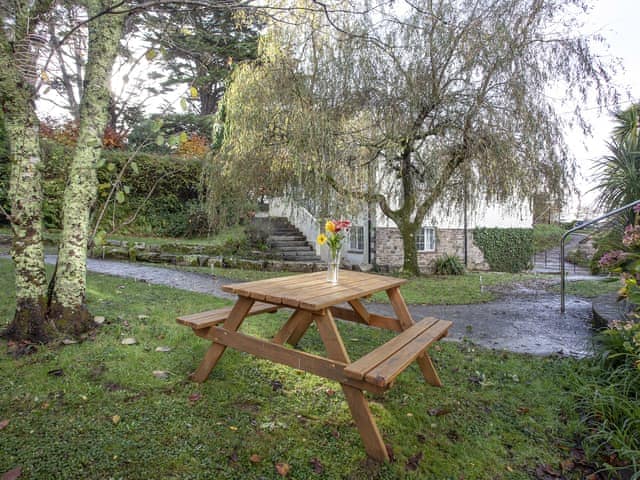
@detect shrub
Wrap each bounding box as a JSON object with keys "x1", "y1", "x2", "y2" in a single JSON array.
[
  {"x1": 434, "y1": 254, "x2": 465, "y2": 275},
  {"x1": 473, "y1": 228, "x2": 534, "y2": 273}
]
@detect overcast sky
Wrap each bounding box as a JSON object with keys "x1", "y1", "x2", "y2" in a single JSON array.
[{"x1": 568, "y1": 0, "x2": 639, "y2": 212}]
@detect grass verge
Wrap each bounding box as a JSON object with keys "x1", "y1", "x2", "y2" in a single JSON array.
[
  {"x1": 533, "y1": 224, "x2": 567, "y2": 253},
  {"x1": 0, "y1": 259, "x2": 592, "y2": 479}
]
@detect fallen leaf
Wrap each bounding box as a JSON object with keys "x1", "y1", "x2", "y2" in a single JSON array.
[
  {"x1": 516, "y1": 406, "x2": 530, "y2": 415},
  {"x1": 325, "y1": 388, "x2": 335, "y2": 397},
  {"x1": 112, "y1": 415, "x2": 121, "y2": 425},
  {"x1": 229, "y1": 426, "x2": 238, "y2": 431},
  {"x1": 152, "y1": 370, "x2": 170, "y2": 380},
  {"x1": 310, "y1": 457, "x2": 324, "y2": 474},
  {"x1": 416, "y1": 433, "x2": 426, "y2": 443},
  {"x1": 560, "y1": 459, "x2": 575, "y2": 472},
  {"x1": 385, "y1": 443, "x2": 395, "y2": 462},
  {"x1": 275, "y1": 463, "x2": 290, "y2": 477},
  {"x1": 47, "y1": 368, "x2": 64, "y2": 377},
  {"x1": 93, "y1": 316, "x2": 106, "y2": 325},
  {"x1": 249, "y1": 454, "x2": 262, "y2": 464},
  {"x1": 405, "y1": 451, "x2": 423, "y2": 471},
  {"x1": 137, "y1": 315, "x2": 149, "y2": 320},
  {"x1": 155, "y1": 346, "x2": 171, "y2": 352},
  {"x1": 535, "y1": 464, "x2": 561, "y2": 479},
  {"x1": 0, "y1": 419, "x2": 9, "y2": 430},
  {"x1": 428, "y1": 407, "x2": 450, "y2": 416},
  {"x1": 1, "y1": 466, "x2": 22, "y2": 480},
  {"x1": 61, "y1": 339, "x2": 78, "y2": 345},
  {"x1": 585, "y1": 474, "x2": 599, "y2": 480},
  {"x1": 121, "y1": 338, "x2": 137, "y2": 345},
  {"x1": 188, "y1": 393, "x2": 202, "y2": 404},
  {"x1": 227, "y1": 449, "x2": 239, "y2": 464}
]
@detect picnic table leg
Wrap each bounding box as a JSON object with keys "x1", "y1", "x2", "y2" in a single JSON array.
[
  {"x1": 286, "y1": 313, "x2": 314, "y2": 347},
  {"x1": 272, "y1": 310, "x2": 312, "y2": 346},
  {"x1": 314, "y1": 310, "x2": 389, "y2": 462},
  {"x1": 387, "y1": 287, "x2": 443, "y2": 387},
  {"x1": 190, "y1": 296, "x2": 254, "y2": 383}
]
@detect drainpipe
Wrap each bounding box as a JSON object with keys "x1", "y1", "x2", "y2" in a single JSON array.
[{"x1": 560, "y1": 199, "x2": 640, "y2": 313}]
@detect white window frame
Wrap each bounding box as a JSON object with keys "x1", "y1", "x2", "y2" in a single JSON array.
[
  {"x1": 349, "y1": 225, "x2": 365, "y2": 252},
  {"x1": 416, "y1": 226, "x2": 436, "y2": 252}
]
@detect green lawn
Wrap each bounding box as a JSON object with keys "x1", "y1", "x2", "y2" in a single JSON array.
[
  {"x1": 0, "y1": 259, "x2": 593, "y2": 479},
  {"x1": 533, "y1": 224, "x2": 567, "y2": 253}
]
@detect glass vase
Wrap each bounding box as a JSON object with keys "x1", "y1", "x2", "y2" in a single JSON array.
[{"x1": 327, "y1": 248, "x2": 342, "y2": 284}]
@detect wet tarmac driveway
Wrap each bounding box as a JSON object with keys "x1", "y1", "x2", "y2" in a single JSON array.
[{"x1": 43, "y1": 256, "x2": 595, "y2": 357}]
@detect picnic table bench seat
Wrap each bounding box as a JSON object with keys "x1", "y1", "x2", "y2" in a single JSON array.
[
  {"x1": 344, "y1": 317, "x2": 451, "y2": 388},
  {"x1": 176, "y1": 302, "x2": 279, "y2": 330}
]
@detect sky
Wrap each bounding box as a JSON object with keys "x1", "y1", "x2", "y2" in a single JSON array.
[{"x1": 567, "y1": 0, "x2": 640, "y2": 214}]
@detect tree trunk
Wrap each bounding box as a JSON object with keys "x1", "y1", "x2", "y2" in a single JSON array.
[
  {"x1": 49, "y1": 1, "x2": 125, "y2": 335},
  {"x1": 0, "y1": 21, "x2": 51, "y2": 342},
  {"x1": 398, "y1": 218, "x2": 420, "y2": 276},
  {"x1": 3, "y1": 112, "x2": 51, "y2": 341}
]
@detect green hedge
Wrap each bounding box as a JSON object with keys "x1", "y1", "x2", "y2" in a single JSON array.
[
  {"x1": 39, "y1": 140, "x2": 204, "y2": 236},
  {"x1": 473, "y1": 228, "x2": 533, "y2": 273}
]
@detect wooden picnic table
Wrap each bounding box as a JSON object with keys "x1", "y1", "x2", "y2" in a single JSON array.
[{"x1": 177, "y1": 270, "x2": 451, "y2": 461}]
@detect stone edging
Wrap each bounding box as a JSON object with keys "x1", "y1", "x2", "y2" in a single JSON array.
[{"x1": 591, "y1": 294, "x2": 634, "y2": 329}]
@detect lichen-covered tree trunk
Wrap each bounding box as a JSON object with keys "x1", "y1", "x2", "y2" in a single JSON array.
[
  {"x1": 49, "y1": 0, "x2": 125, "y2": 335},
  {"x1": 3, "y1": 111, "x2": 50, "y2": 341},
  {"x1": 0, "y1": 9, "x2": 51, "y2": 342}
]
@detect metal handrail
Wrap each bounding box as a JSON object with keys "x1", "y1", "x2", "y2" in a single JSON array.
[{"x1": 560, "y1": 198, "x2": 640, "y2": 312}]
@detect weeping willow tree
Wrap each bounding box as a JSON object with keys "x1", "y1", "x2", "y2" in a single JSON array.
[{"x1": 212, "y1": 0, "x2": 616, "y2": 274}]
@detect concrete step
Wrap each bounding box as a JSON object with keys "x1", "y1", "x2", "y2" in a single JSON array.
[
  {"x1": 271, "y1": 230, "x2": 302, "y2": 236},
  {"x1": 274, "y1": 246, "x2": 314, "y2": 253},
  {"x1": 269, "y1": 235, "x2": 307, "y2": 242},
  {"x1": 282, "y1": 255, "x2": 322, "y2": 261},
  {"x1": 271, "y1": 241, "x2": 310, "y2": 248},
  {"x1": 278, "y1": 248, "x2": 317, "y2": 256}
]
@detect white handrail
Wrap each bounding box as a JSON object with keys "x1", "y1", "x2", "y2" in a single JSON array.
[{"x1": 269, "y1": 198, "x2": 323, "y2": 257}]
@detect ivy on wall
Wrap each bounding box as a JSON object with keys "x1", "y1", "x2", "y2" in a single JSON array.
[{"x1": 473, "y1": 228, "x2": 534, "y2": 273}]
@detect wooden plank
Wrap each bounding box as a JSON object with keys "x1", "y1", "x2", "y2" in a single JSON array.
[
  {"x1": 189, "y1": 296, "x2": 254, "y2": 383},
  {"x1": 342, "y1": 385, "x2": 389, "y2": 461},
  {"x1": 204, "y1": 327, "x2": 387, "y2": 395},
  {"x1": 387, "y1": 287, "x2": 444, "y2": 387},
  {"x1": 363, "y1": 320, "x2": 451, "y2": 387},
  {"x1": 224, "y1": 271, "x2": 407, "y2": 310},
  {"x1": 330, "y1": 306, "x2": 403, "y2": 332},
  {"x1": 300, "y1": 276, "x2": 405, "y2": 310},
  {"x1": 314, "y1": 310, "x2": 350, "y2": 363},
  {"x1": 348, "y1": 299, "x2": 371, "y2": 324},
  {"x1": 314, "y1": 309, "x2": 389, "y2": 462},
  {"x1": 272, "y1": 310, "x2": 311, "y2": 345},
  {"x1": 287, "y1": 313, "x2": 314, "y2": 347},
  {"x1": 176, "y1": 302, "x2": 278, "y2": 329},
  {"x1": 343, "y1": 318, "x2": 439, "y2": 380}
]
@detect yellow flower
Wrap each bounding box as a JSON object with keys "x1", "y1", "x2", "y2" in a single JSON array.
[
  {"x1": 317, "y1": 233, "x2": 327, "y2": 245},
  {"x1": 325, "y1": 220, "x2": 336, "y2": 233}
]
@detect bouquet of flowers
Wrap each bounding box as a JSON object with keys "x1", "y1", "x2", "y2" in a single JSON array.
[{"x1": 317, "y1": 219, "x2": 352, "y2": 260}]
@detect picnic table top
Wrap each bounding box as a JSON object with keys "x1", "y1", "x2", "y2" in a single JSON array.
[{"x1": 221, "y1": 270, "x2": 407, "y2": 311}]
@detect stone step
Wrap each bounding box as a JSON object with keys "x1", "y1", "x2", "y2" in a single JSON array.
[
  {"x1": 271, "y1": 230, "x2": 302, "y2": 236},
  {"x1": 269, "y1": 235, "x2": 307, "y2": 242},
  {"x1": 274, "y1": 246, "x2": 314, "y2": 252},
  {"x1": 271, "y1": 241, "x2": 310, "y2": 248},
  {"x1": 277, "y1": 248, "x2": 317, "y2": 255},
  {"x1": 282, "y1": 255, "x2": 322, "y2": 261}
]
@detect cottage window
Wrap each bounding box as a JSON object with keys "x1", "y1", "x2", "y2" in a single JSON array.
[
  {"x1": 416, "y1": 227, "x2": 436, "y2": 252},
  {"x1": 349, "y1": 225, "x2": 365, "y2": 252}
]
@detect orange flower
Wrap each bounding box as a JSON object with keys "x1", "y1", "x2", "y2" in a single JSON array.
[{"x1": 325, "y1": 220, "x2": 336, "y2": 233}]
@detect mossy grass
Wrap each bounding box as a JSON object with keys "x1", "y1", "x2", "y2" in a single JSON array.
[
  {"x1": 0, "y1": 258, "x2": 591, "y2": 479},
  {"x1": 533, "y1": 224, "x2": 567, "y2": 253},
  {"x1": 551, "y1": 278, "x2": 621, "y2": 298}
]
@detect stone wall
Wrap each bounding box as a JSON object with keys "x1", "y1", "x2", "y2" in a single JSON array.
[{"x1": 375, "y1": 227, "x2": 489, "y2": 272}]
